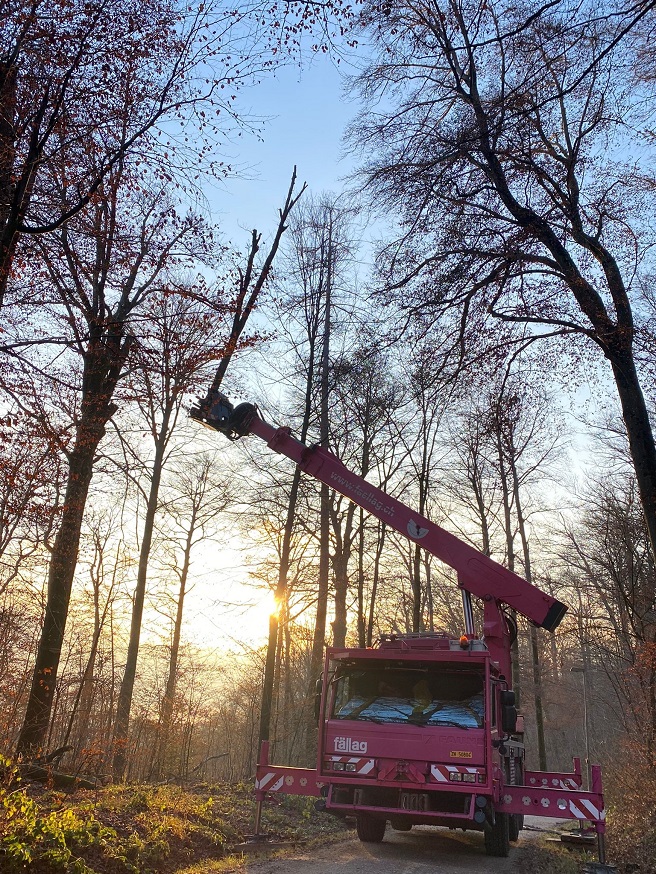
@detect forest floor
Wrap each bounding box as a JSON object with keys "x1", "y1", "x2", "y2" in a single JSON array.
[{"x1": 0, "y1": 777, "x2": 626, "y2": 874}]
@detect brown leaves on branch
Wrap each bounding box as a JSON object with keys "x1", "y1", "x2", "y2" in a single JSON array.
[{"x1": 0, "y1": 0, "x2": 351, "y2": 309}]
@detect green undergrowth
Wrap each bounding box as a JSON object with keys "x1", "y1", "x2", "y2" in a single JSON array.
[{"x1": 0, "y1": 758, "x2": 347, "y2": 873}]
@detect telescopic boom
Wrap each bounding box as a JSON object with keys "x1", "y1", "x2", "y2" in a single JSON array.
[{"x1": 190, "y1": 390, "x2": 567, "y2": 634}]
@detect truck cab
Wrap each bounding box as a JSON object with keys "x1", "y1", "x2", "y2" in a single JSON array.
[{"x1": 317, "y1": 633, "x2": 524, "y2": 849}]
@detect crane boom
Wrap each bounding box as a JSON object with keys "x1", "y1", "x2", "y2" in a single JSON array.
[{"x1": 191, "y1": 390, "x2": 567, "y2": 633}]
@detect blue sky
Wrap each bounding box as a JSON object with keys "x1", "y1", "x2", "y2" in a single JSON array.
[{"x1": 210, "y1": 53, "x2": 361, "y2": 245}]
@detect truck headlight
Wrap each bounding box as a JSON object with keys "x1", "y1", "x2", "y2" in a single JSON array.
[
  {"x1": 345, "y1": 763, "x2": 357, "y2": 772},
  {"x1": 333, "y1": 761, "x2": 346, "y2": 771},
  {"x1": 462, "y1": 773, "x2": 477, "y2": 783},
  {"x1": 449, "y1": 772, "x2": 462, "y2": 782}
]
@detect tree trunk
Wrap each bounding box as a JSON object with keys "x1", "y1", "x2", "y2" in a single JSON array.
[
  {"x1": 155, "y1": 508, "x2": 195, "y2": 779},
  {"x1": 0, "y1": 60, "x2": 17, "y2": 307},
  {"x1": 63, "y1": 541, "x2": 116, "y2": 760},
  {"x1": 509, "y1": 450, "x2": 547, "y2": 771},
  {"x1": 306, "y1": 222, "x2": 333, "y2": 757},
  {"x1": 306, "y1": 478, "x2": 330, "y2": 758},
  {"x1": 411, "y1": 543, "x2": 423, "y2": 632},
  {"x1": 258, "y1": 393, "x2": 312, "y2": 750},
  {"x1": 331, "y1": 500, "x2": 355, "y2": 647},
  {"x1": 357, "y1": 508, "x2": 366, "y2": 647},
  {"x1": 366, "y1": 521, "x2": 387, "y2": 646},
  {"x1": 495, "y1": 427, "x2": 522, "y2": 708},
  {"x1": 608, "y1": 347, "x2": 656, "y2": 576},
  {"x1": 16, "y1": 391, "x2": 115, "y2": 757},
  {"x1": 113, "y1": 404, "x2": 172, "y2": 777}
]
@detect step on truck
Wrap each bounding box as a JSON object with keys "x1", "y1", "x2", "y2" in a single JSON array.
[{"x1": 191, "y1": 390, "x2": 612, "y2": 868}]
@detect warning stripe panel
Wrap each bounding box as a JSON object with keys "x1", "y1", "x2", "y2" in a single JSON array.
[
  {"x1": 327, "y1": 756, "x2": 376, "y2": 775},
  {"x1": 497, "y1": 784, "x2": 605, "y2": 826},
  {"x1": 430, "y1": 764, "x2": 481, "y2": 783},
  {"x1": 569, "y1": 797, "x2": 604, "y2": 820},
  {"x1": 255, "y1": 766, "x2": 323, "y2": 797}
]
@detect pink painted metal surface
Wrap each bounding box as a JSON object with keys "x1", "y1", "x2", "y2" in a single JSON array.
[
  {"x1": 327, "y1": 795, "x2": 478, "y2": 823},
  {"x1": 254, "y1": 740, "x2": 323, "y2": 798},
  {"x1": 254, "y1": 764, "x2": 323, "y2": 798},
  {"x1": 496, "y1": 784, "x2": 605, "y2": 829},
  {"x1": 324, "y1": 723, "x2": 487, "y2": 768},
  {"x1": 524, "y1": 758, "x2": 583, "y2": 791}
]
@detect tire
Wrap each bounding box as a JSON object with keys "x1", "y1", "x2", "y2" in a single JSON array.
[
  {"x1": 356, "y1": 815, "x2": 387, "y2": 843},
  {"x1": 390, "y1": 819, "x2": 412, "y2": 831},
  {"x1": 485, "y1": 811, "x2": 510, "y2": 857}
]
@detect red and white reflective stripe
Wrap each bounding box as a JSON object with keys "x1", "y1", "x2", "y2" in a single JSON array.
[
  {"x1": 255, "y1": 771, "x2": 285, "y2": 792},
  {"x1": 569, "y1": 797, "x2": 605, "y2": 820},
  {"x1": 328, "y1": 756, "x2": 376, "y2": 775},
  {"x1": 560, "y1": 777, "x2": 580, "y2": 790},
  {"x1": 528, "y1": 775, "x2": 581, "y2": 789},
  {"x1": 430, "y1": 764, "x2": 479, "y2": 783}
]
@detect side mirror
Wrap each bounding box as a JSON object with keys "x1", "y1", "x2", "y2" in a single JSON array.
[
  {"x1": 500, "y1": 690, "x2": 517, "y2": 734},
  {"x1": 314, "y1": 676, "x2": 323, "y2": 723}
]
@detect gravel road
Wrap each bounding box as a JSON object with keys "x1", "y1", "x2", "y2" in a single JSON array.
[{"x1": 244, "y1": 817, "x2": 567, "y2": 874}]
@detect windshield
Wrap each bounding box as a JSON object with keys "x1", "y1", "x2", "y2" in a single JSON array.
[{"x1": 331, "y1": 665, "x2": 484, "y2": 728}]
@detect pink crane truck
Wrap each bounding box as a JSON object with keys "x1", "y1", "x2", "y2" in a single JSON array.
[{"x1": 191, "y1": 390, "x2": 612, "y2": 868}]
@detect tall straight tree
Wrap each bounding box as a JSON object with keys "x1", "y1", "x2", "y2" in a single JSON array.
[
  {"x1": 483, "y1": 377, "x2": 561, "y2": 770},
  {"x1": 352, "y1": 0, "x2": 656, "y2": 564},
  {"x1": 0, "y1": 414, "x2": 63, "y2": 595},
  {"x1": 151, "y1": 452, "x2": 231, "y2": 780},
  {"x1": 401, "y1": 344, "x2": 448, "y2": 632},
  {"x1": 328, "y1": 344, "x2": 402, "y2": 644},
  {"x1": 563, "y1": 470, "x2": 656, "y2": 757},
  {"x1": 250, "y1": 193, "x2": 357, "y2": 753}
]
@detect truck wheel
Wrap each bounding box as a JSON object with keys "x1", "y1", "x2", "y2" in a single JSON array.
[
  {"x1": 356, "y1": 815, "x2": 386, "y2": 843},
  {"x1": 508, "y1": 813, "x2": 521, "y2": 842},
  {"x1": 484, "y1": 812, "x2": 510, "y2": 857},
  {"x1": 390, "y1": 819, "x2": 412, "y2": 831}
]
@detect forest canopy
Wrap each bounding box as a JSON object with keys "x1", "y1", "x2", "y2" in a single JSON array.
[{"x1": 0, "y1": 0, "x2": 655, "y2": 870}]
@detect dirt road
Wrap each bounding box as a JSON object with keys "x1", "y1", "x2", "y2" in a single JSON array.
[{"x1": 244, "y1": 817, "x2": 566, "y2": 874}]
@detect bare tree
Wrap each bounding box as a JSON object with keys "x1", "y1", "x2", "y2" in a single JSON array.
[
  {"x1": 0, "y1": 413, "x2": 64, "y2": 595},
  {"x1": 194, "y1": 171, "x2": 306, "y2": 758},
  {"x1": 563, "y1": 469, "x2": 656, "y2": 759},
  {"x1": 484, "y1": 378, "x2": 563, "y2": 770},
  {"x1": 111, "y1": 285, "x2": 236, "y2": 778},
  {"x1": 0, "y1": 0, "x2": 338, "y2": 309},
  {"x1": 58, "y1": 510, "x2": 126, "y2": 764},
  {"x1": 328, "y1": 343, "x2": 404, "y2": 642},
  {"x1": 352, "y1": 0, "x2": 656, "y2": 565},
  {"x1": 150, "y1": 452, "x2": 231, "y2": 780},
  {"x1": 14, "y1": 164, "x2": 207, "y2": 757}
]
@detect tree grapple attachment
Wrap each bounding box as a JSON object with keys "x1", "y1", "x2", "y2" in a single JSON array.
[{"x1": 190, "y1": 389, "x2": 258, "y2": 440}]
